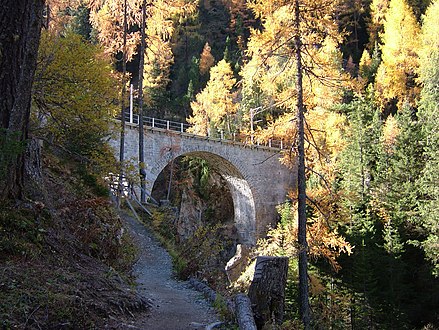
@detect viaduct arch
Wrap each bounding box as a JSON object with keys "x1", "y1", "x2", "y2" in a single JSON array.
[{"x1": 110, "y1": 121, "x2": 295, "y2": 245}]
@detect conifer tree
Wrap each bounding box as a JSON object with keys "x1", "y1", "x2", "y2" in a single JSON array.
[
  {"x1": 375, "y1": 0, "x2": 421, "y2": 110},
  {"x1": 368, "y1": 0, "x2": 389, "y2": 46},
  {"x1": 199, "y1": 42, "x2": 215, "y2": 76},
  {"x1": 88, "y1": 0, "x2": 196, "y2": 60},
  {"x1": 416, "y1": 0, "x2": 439, "y2": 276},
  {"x1": 241, "y1": 0, "x2": 349, "y2": 327},
  {"x1": 143, "y1": 19, "x2": 174, "y2": 108},
  {"x1": 188, "y1": 60, "x2": 237, "y2": 136}
]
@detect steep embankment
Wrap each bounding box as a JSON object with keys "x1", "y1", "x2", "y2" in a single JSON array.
[{"x1": 0, "y1": 152, "x2": 148, "y2": 329}]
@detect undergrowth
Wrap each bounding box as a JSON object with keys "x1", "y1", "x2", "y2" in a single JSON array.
[
  {"x1": 0, "y1": 150, "x2": 146, "y2": 329},
  {"x1": 146, "y1": 207, "x2": 232, "y2": 288}
]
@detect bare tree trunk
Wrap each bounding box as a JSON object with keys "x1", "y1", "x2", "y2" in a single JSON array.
[
  {"x1": 294, "y1": 0, "x2": 311, "y2": 327},
  {"x1": 138, "y1": 0, "x2": 147, "y2": 203},
  {"x1": 117, "y1": 0, "x2": 128, "y2": 207},
  {"x1": 0, "y1": 0, "x2": 45, "y2": 199},
  {"x1": 248, "y1": 256, "x2": 289, "y2": 329}
]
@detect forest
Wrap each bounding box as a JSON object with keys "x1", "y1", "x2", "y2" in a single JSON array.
[{"x1": 1, "y1": 0, "x2": 438, "y2": 328}]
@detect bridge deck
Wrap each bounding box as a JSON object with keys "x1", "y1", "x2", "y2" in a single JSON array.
[{"x1": 118, "y1": 115, "x2": 285, "y2": 152}]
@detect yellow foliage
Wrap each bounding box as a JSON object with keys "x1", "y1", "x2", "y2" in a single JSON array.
[
  {"x1": 33, "y1": 31, "x2": 120, "y2": 162},
  {"x1": 382, "y1": 114, "x2": 400, "y2": 152},
  {"x1": 375, "y1": 0, "x2": 421, "y2": 108},
  {"x1": 88, "y1": 0, "x2": 196, "y2": 60},
  {"x1": 256, "y1": 202, "x2": 352, "y2": 272},
  {"x1": 142, "y1": 17, "x2": 174, "y2": 105},
  {"x1": 188, "y1": 60, "x2": 237, "y2": 135}
]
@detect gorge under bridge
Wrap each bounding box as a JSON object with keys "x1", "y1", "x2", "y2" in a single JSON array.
[{"x1": 109, "y1": 116, "x2": 295, "y2": 245}]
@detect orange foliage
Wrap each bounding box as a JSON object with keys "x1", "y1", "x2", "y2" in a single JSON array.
[
  {"x1": 258, "y1": 202, "x2": 352, "y2": 272},
  {"x1": 199, "y1": 42, "x2": 215, "y2": 75}
]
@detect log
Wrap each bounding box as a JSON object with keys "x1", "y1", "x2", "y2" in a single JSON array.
[
  {"x1": 189, "y1": 278, "x2": 258, "y2": 329},
  {"x1": 235, "y1": 293, "x2": 257, "y2": 330},
  {"x1": 248, "y1": 256, "x2": 289, "y2": 329}
]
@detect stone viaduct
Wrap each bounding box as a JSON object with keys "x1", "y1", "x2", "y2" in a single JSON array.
[{"x1": 109, "y1": 118, "x2": 295, "y2": 245}]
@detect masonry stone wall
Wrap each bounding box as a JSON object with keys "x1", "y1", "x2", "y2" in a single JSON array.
[{"x1": 110, "y1": 123, "x2": 295, "y2": 245}]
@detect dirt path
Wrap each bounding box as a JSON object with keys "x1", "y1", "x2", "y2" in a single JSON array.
[{"x1": 120, "y1": 212, "x2": 221, "y2": 330}]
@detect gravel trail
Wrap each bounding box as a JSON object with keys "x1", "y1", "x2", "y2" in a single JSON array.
[{"x1": 120, "y1": 212, "x2": 220, "y2": 330}]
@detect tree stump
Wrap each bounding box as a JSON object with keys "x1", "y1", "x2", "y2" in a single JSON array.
[{"x1": 248, "y1": 256, "x2": 289, "y2": 329}]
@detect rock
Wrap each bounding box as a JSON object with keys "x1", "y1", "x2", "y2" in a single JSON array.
[{"x1": 225, "y1": 244, "x2": 251, "y2": 283}]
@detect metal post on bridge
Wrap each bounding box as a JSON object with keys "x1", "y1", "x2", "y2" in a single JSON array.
[
  {"x1": 152, "y1": 118, "x2": 155, "y2": 128},
  {"x1": 167, "y1": 121, "x2": 170, "y2": 130},
  {"x1": 181, "y1": 122, "x2": 184, "y2": 133},
  {"x1": 129, "y1": 84, "x2": 133, "y2": 123}
]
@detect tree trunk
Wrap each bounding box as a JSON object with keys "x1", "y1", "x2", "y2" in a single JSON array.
[
  {"x1": 0, "y1": 0, "x2": 45, "y2": 199},
  {"x1": 117, "y1": 0, "x2": 128, "y2": 207},
  {"x1": 294, "y1": 0, "x2": 311, "y2": 327},
  {"x1": 248, "y1": 256, "x2": 289, "y2": 329},
  {"x1": 138, "y1": 0, "x2": 147, "y2": 203}
]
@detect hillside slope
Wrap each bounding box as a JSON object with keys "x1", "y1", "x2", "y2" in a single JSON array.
[{"x1": 0, "y1": 150, "x2": 149, "y2": 328}]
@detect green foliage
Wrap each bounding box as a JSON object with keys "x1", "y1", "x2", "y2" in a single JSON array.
[
  {"x1": 150, "y1": 207, "x2": 177, "y2": 242},
  {"x1": 68, "y1": 6, "x2": 94, "y2": 41},
  {"x1": 0, "y1": 129, "x2": 26, "y2": 182},
  {"x1": 178, "y1": 224, "x2": 227, "y2": 279},
  {"x1": 33, "y1": 30, "x2": 119, "y2": 164},
  {"x1": 338, "y1": 92, "x2": 383, "y2": 212},
  {"x1": 77, "y1": 165, "x2": 110, "y2": 197},
  {"x1": 213, "y1": 294, "x2": 232, "y2": 321},
  {"x1": 359, "y1": 44, "x2": 382, "y2": 85},
  {"x1": 415, "y1": 0, "x2": 439, "y2": 276},
  {"x1": 0, "y1": 202, "x2": 49, "y2": 258},
  {"x1": 185, "y1": 157, "x2": 210, "y2": 198},
  {"x1": 336, "y1": 91, "x2": 439, "y2": 328}
]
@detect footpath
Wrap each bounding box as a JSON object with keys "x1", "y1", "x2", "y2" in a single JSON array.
[{"x1": 119, "y1": 212, "x2": 221, "y2": 330}]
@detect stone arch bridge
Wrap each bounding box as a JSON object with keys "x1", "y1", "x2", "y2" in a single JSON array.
[{"x1": 109, "y1": 117, "x2": 295, "y2": 245}]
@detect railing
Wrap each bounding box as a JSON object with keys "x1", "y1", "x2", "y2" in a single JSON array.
[
  {"x1": 122, "y1": 113, "x2": 285, "y2": 150},
  {"x1": 107, "y1": 173, "x2": 159, "y2": 215}
]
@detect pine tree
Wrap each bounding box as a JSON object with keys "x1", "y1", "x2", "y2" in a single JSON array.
[
  {"x1": 143, "y1": 22, "x2": 174, "y2": 108},
  {"x1": 368, "y1": 0, "x2": 389, "y2": 47},
  {"x1": 241, "y1": 1, "x2": 350, "y2": 327}
]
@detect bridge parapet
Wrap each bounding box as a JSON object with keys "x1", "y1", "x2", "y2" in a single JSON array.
[{"x1": 121, "y1": 115, "x2": 286, "y2": 151}]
